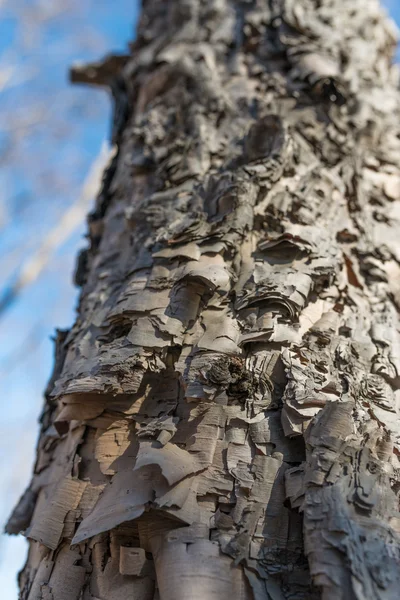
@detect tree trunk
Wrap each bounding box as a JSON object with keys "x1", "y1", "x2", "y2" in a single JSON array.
[{"x1": 7, "y1": 1, "x2": 400, "y2": 598}]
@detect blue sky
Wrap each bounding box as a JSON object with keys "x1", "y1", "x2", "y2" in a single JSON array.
[
  {"x1": 0, "y1": 2, "x2": 138, "y2": 597},
  {"x1": 0, "y1": 1, "x2": 398, "y2": 598}
]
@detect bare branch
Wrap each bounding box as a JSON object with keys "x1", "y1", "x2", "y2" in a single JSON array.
[{"x1": 0, "y1": 142, "x2": 113, "y2": 318}]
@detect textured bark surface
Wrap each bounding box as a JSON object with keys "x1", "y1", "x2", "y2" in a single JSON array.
[{"x1": 7, "y1": 1, "x2": 400, "y2": 599}]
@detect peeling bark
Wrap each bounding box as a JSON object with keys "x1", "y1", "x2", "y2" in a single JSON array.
[{"x1": 7, "y1": 1, "x2": 400, "y2": 599}]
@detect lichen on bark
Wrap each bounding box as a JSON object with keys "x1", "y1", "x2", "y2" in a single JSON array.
[{"x1": 7, "y1": 1, "x2": 400, "y2": 599}]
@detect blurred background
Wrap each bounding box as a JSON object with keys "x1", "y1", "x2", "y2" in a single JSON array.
[
  {"x1": 0, "y1": 1, "x2": 398, "y2": 598},
  {"x1": 0, "y1": 0, "x2": 138, "y2": 597}
]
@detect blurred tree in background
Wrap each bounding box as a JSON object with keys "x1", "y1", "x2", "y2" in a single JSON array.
[{"x1": 0, "y1": 2, "x2": 137, "y2": 597}]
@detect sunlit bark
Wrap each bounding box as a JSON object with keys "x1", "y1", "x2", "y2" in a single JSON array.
[{"x1": 7, "y1": 1, "x2": 400, "y2": 599}]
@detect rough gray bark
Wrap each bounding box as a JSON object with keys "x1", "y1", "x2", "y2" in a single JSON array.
[{"x1": 7, "y1": 1, "x2": 400, "y2": 599}]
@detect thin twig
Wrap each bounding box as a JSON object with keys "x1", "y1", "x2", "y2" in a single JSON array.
[{"x1": 0, "y1": 142, "x2": 112, "y2": 319}]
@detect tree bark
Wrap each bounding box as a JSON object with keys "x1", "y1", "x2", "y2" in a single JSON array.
[{"x1": 7, "y1": 1, "x2": 400, "y2": 599}]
